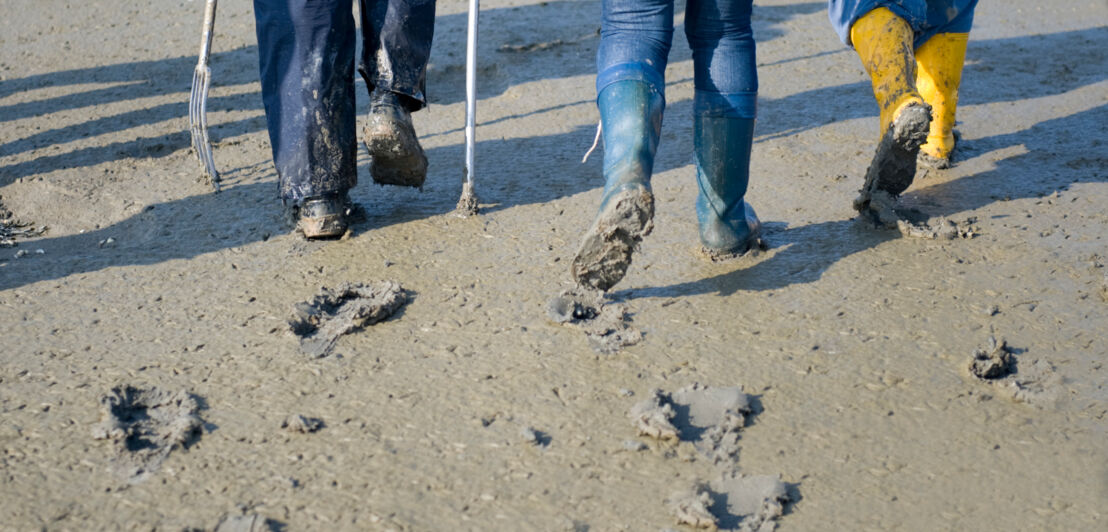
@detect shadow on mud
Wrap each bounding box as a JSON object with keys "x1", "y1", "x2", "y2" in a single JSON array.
[
  {"x1": 618, "y1": 102, "x2": 1106, "y2": 300},
  {"x1": 1, "y1": 20, "x2": 1104, "y2": 292},
  {"x1": 0, "y1": 2, "x2": 823, "y2": 183}
]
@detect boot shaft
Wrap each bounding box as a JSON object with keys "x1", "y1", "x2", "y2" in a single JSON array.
[
  {"x1": 597, "y1": 80, "x2": 665, "y2": 201},
  {"x1": 694, "y1": 112, "x2": 761, "y2": 253},
  {"x1": 916, "y1": 32, "x2": 969, "y2": 160},
  {"x1": 850, "y1": 7, "x2": 924, "y2": 135}
]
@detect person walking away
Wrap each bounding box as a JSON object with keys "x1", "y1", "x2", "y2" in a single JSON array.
[
  {"x1": 829, "y1": 0, "x2": 976, "y2": 221},
  {"x1": 572, "y1": 0, "x2": 764, "y2": 291},
  {"x1": 254, "y1": 0, "x2": 435, "y2": 238}
]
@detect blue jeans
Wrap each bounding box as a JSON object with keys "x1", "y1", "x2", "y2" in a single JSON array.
[
  {"x1": 828, "y1": 0, "x2": 978, "y2": 48},
  {"x1": 598, "y1": 0, "x2": 757, "y2": 119},
  {"x1": 254, "y1": 0, "x2": 435, "y2": 201}
]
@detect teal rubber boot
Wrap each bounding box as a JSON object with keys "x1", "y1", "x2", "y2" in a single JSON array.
[
  {"x1": 572, "y1": 80, "x2": 664, "y2": 291},
  {"x1": 695, "y1": 113, "x2": 762, "y2": 259}
]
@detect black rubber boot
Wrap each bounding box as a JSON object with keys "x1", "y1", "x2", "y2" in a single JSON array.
[
  {"x1": 297, "y1": 193, "x2": 350, "y2": 239},
  {"x1": 362, "y1": 91, "x2": 428, "y2": 188}
]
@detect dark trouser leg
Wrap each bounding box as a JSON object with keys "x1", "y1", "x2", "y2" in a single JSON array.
[
  {"x1": 358, "y1": 0, "x2": 436, "y2": 110},
  {"x1": 254, "y1": 0, "x2": 357, "y2": 202}
]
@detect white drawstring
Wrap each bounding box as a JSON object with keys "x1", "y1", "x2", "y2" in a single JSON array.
[{"x1": 581, "y1": 121, "x2": 602, "y2": 163}]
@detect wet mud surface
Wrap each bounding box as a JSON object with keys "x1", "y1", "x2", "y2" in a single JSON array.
[{"x1": 2, "y1": 0, "x2": 1107, "y2": 529}]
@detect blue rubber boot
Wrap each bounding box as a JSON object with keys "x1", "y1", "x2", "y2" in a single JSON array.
[
  {"x1": 572, "y1": 80, "x2": 664, "y2": 291},
  {"x1": 695, "y1": 112, "x2": 763, "y2": 259}
]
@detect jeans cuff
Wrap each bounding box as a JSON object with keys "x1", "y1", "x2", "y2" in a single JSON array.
[
  {"x1": 596, "y1": 62, "x2": 665, "y2": 97},
  {"x1": 694, "y1": 89, "x2": 757, "y2": 119}
]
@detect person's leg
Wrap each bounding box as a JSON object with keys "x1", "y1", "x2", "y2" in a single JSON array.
[
  {"x1": 255, "y1": 0, "x2": 357, "y2": 237},
  {"x1": 915, "y1": 0, "x2": 976, "y2": 168},
  {"x1": 359, "y1": 0, "x2": 436, "y2": 187},
  {"x1": 571, "y1": 0, "x2": 672, "y2": 291},
  {"x1": 686, "y1": 0, "x2": 762, "y2": 258},
  {"x1": 848, "y1": 5, "x2": 932, "y2": 221}
]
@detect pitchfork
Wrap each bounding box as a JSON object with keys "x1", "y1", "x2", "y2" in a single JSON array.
[{"x1": 189, "y1": 0, "x2": 221, "y2": 192}]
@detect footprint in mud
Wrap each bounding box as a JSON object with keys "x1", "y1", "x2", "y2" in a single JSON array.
[
  {"x1": 897, "y1": 216, "x2": 979, "y2": 240},
  {"x1": 859, "y1": 191, "x2": 979, "y2": 240},
  {"x1": 289, "y1": 281, "x2": 409, "y2": 358},
  {"x1": 213, "y1": 512, "x2": 278, "y2": 532},
  {"x1": 547, "y1": 287, "x2": 642, "y2": 354},
  {"x1": 628, "y1": 384, "x2": 796, "y2": 530},
  {"x1": 967, "y1": 336, "x2": 1061, "y2": 407},
  {"x1": 90, "y1": 385, "x2": 203, "y2": 483},
  {"x1": 668, "y1": 473, "x2": 791, "y2": 532},
  {"x1": 629, "y1": 384, "x2": 753, "y2": 464}
]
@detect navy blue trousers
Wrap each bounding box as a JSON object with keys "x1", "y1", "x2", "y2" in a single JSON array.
[
  {"x1": 828, "y1": 0, "x2": 977, "y2": 48},
  {"x1": 254, "y1": 0, "x2": 435, "y2": 201}
]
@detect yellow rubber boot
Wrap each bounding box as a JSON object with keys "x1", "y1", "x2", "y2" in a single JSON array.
[
  {"x1": 916, "y1": 32, "x2": 968, "y2": 167},
  {"x1": 850, "y1": 7, "x2": 926, "y2": 135},
  {"x1": 849, "y1": 7, "x2": 932, "y2": 223}
]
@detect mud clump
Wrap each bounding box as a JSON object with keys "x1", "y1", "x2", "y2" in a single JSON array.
[
  {"x1": 968, "y1": 336, "x2": 1014, "y2": 379},
  {"x1": 668, "y1": 485, "x2": 718, "y2": 529},
  {"x1": 897, "y1": 216, "x2": 979, "y2": 239},
  {"x1": 629, "y1": 389, "x2": 680, "y2": 441},
  {"x1": 91, "y1": 386, "x2": 202, "y2": 483},
  {"x1": 282, "y1": 414, "x2": 324, "y2": 434},
  {"x1": 0, "y1": 197, "x2": 45, "y2": 248},
  {"x1": 967, "y1": 337, "x2": 1061, "y2": 407},
  {"x1": 289, "y1": 281, "x2": 408, "y2": 358},
  {"x1": 629, "y1": 384, "x2": 752, "y2": 463},
  {"x1": 547, "y1": 287, "x2": 642, "y2": 354},
  {"x1": 454, "y1": 180, "x2": 480, "y2": 216}
]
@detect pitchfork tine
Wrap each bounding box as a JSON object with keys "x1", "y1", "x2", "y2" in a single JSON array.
[{"x1": 189, "y1": 0, "x2": 221, "y2": 192}]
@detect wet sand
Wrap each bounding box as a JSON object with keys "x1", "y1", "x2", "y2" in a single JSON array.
[{"x1": 1, "y1": 0, "x2": 1106, "y2": 529}]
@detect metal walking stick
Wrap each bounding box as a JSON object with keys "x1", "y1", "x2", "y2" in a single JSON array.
[
  {"x1": 455, "y1": 0, "x2": 480, "y2": 215},
  {"x1": 189, "y1": 0, "x2": 221, "y2": 192}
]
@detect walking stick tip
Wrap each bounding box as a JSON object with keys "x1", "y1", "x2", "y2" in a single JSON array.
[{"x1": 454, "y1": 180, "x2": 479, "y2": 216}]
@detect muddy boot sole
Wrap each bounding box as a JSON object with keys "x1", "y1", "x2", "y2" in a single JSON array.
[
  {"x1": 363, "y1": 115, "x2": 428, "y2": 188},
  {"x1": 571, "y1": 187, "x2": 655, "y2": 292},
  {"x1": 854, "y1": 102, "x2": 932, "y2": 215}
]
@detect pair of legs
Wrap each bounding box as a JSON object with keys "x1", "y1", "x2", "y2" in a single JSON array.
[
  {"x1": 254, "y1": 0, "x2": 435, "y2": 237},
  {"x1": 832, "y1": 0, "x2": 976, "y2": 220},
  {"x1": 573, "y1": 0, "x2": 763, "y2": 291}
]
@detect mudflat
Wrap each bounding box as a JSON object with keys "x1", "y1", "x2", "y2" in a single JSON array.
[{"x1": 1, "y1": 0, "x2": 1106, "y2": 529}]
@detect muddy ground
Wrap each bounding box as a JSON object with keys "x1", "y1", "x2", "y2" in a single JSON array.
[{"x1": 1, "y1": 0, "x2": 1106, "y2": 530}]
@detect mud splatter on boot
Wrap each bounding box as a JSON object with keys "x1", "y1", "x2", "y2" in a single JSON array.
[
  {"x1": 363, "y1": 91, "x2": 428, "y2": 188},
  {"x1": 571, "y1": 78, "x2": 663, "y2": 291},
  {"x1": 572, "y1": 187, "x2": 655, "y2": 291},
  {"x1": 853, "y1": 102, "x2": 931, "y2": 224}
]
